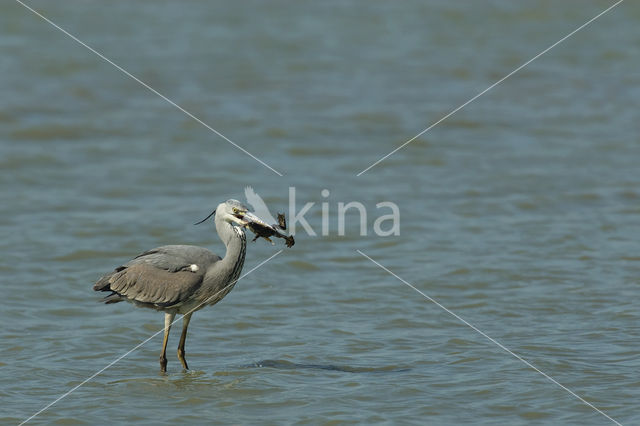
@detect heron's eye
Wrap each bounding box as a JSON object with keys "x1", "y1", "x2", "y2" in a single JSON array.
[{"x1": 232, "y1": 208, "x2": 239, "y2": 214}]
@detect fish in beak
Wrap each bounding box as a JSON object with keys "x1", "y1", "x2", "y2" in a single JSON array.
[{"x1": 242, "y1": 212, "x2": 295, "y2": 248}]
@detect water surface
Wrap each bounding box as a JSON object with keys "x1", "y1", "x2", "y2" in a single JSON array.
[{"x1": 1, "y1": 1, "x2": 639, "y2": 424}]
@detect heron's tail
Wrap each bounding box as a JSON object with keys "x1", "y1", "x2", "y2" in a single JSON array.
[
  {"x1": 93, "y1": 270, "x2": 125, "y2": 304},
  {"x1": 93, "y1": 274, "x2": 112, "y2": 292}
]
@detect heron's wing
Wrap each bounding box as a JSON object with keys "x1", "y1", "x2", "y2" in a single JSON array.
[
  {"x1": 105, "y1": 264, "x2": 204, "y2": 306},
  {"x1": 129, "y1": 245, "x2": 220, "y2": 271},
  {"x1": 94, "y1": 245, "x2": 220, "y2": 307}
]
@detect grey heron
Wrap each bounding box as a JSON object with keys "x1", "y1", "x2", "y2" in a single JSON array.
[{"x1": 93, "y1": 199, "x2": 285, "y2": 372}]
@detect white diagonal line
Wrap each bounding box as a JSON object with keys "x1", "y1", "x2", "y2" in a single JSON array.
[
  {"x1": 20, "y1": 250, "x2": 283, "y2": 425},
  {"x1": 14, "y1": 0, "x2": 283, "y2": 177},
  {"x1": 357, "y1": 0, "x2": 624, "y2": 176},
  {"x1": 356, "y1": 250, "x2": 621, "y2": 426}
]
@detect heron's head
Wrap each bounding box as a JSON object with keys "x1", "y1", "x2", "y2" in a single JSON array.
[{"x1": 215, "y1": 199, "x2": 251, "y2": 226}]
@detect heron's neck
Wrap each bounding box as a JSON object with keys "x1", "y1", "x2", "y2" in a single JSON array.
[{"x1": 217, "y1": 222, "x2": 247, "y2": 279}]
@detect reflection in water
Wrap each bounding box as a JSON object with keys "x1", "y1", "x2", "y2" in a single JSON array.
[{"x1": 250, "y1": 359, "x2": 411, "y2": 374}]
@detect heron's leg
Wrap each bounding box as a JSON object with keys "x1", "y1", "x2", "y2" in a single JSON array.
[
  {"x1": 177, "y1": 312, "x2": 193, "y2": 370},
  {"x1": 160, "y1": 312, "x2": 175, "y2": 373}
]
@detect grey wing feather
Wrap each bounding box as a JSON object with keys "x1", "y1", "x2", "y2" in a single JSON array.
[
  {"x1": 94, "y1": 245, "x2": 221, "y2": 307},
  {"x1": 107, "y1": 264, "x2": 202, "y2": 306},
  {"x1": 129, "y1": 245, "x2": 221, "y2": 271}
]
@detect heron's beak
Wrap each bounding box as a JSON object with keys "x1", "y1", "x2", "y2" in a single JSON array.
[
  {"x1": 230, "y1": 212, "x2": 247, "y2": 226},
  {"x1": 229, "y1": 210, "x2": 268, "y2": 227},
  {"x1": 240, "y1": 211, "x2": 272, "y2": 229}
]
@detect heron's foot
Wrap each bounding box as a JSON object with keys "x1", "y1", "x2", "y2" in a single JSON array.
[
  {"x1": 177, "y1": 348, "x2": 189, "y2": 370},
  {"x1": 160, "y1": 355, "x2": 168, "y2": 373}
]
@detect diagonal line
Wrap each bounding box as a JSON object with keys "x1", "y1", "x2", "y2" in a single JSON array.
[
  {"x1": 20, "y1": 250, "x2": 283, "y2": 425},
  {"x1": 357, "y1": 0, "x2": 624, "y2": 176},
  {"x1": 356, "y1": 250, "x2": 621, "y2": 426},
  {"x1": 14, "y1": 0, "x2": 283, "y2": 177}
]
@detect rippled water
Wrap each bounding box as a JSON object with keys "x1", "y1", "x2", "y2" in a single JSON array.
[{"x1": 2, "y1": 1, "x2": 639, "y2": 424}]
